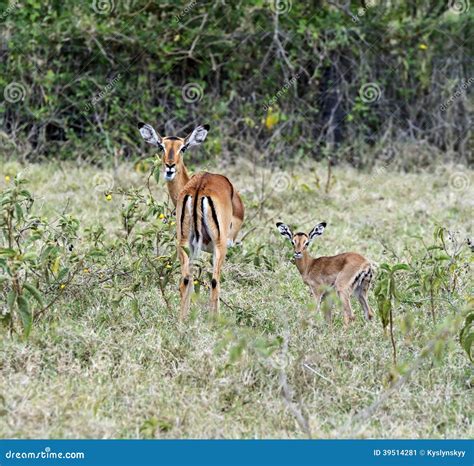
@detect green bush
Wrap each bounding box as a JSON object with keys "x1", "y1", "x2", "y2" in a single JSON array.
[{"x1": 1, "y1": 1, "x2": 472, "y2": 165}]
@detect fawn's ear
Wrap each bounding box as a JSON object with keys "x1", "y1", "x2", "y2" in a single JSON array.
[
  {"x1": 138, "y1": 122, "x2": 164, "y2": 149},
  {"x1": 184, "y1": 124, "x2": 210, "y2": 148},
  {"x1": 308, "y1": 222, "x2": 327, "y2": 242},
  {"x1": 276, "y1": 222, "x2": 293, "y2": 241}
]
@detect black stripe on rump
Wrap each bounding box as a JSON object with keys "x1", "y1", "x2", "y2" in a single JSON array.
[
  {"x1": 207, "y1": 196, "x2": 220, "y2": 239},
  {"x1": 180, "y1": 194, "x2": 190, "y2": 237}
]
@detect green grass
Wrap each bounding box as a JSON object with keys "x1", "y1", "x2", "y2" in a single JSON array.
[{"x1": 0, "y1": 158, "x2": 473, "y2": 439}]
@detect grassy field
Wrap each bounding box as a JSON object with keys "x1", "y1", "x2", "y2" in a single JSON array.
[{"x1": 0, "y1": 158, "x2": 472, "y2": 439}]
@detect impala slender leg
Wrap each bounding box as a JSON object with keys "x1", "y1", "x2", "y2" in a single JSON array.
[
  {"x1": 358, "y1": 293, "x2": 374, "y2": 321},
  {"x1": 178, "y1": 242, "x2": 193, "y2": 320},
  {"x1": 313, "y1": 290, "x2": 323, "y2": 313},
  {"x1": 337, "y1": 289, "x2": 355, "y2": 326},
  {"x1": 210, "y1": 241, "x2": 226, "y2": 314},
  {"x1": 229, "y1": 215, "x2": 243, "y2": 245},
  {"x1": 356, "y1": 279, "x2": 374, "y2": 321}
]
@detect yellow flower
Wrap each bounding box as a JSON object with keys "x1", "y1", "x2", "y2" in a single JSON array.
[
  {"x1": 105, "y1": 194, "x2": 112, "y2": 201},
  {"x1": 83, "y1": 268, "x2": 90, "y2": 273},
  {"x1": 419, "y1": 43, "x2": 428, "y2": 50},
  {"x1": 265, "y1": 108, "x2": 279, "y2": 130},
  {"x1": 5, "y1": 175, "x2": 11, "y2": 182},
  {"x1": 193, "y1": 280, "x2": 199, "y2": 285},
  {"x1": 159, "y1": 213, "x2": 165, "y2": 220},
  {"x1": 170, "y1": 221, "x2": 176, "y2": 226},
  {"x1": 60, "y1": 284, "x2": 66, "y2": 289},
  {"x1": 166, "y1": 264, "x2": 172, "y2": 269}
]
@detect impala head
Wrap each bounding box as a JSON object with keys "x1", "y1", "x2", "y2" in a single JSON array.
[
  {"x1": 276, "y1": 221, "x2": 327, "y2": 259},
  {"x1": 138, "y1": 123, "x2": 209, "y2": 181}
]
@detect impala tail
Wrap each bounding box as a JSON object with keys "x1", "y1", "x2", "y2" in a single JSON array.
[{"x1": 179, "y1": 191, "x2": 222, "y2": 257}]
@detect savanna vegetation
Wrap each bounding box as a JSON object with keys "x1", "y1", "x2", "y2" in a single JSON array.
[
  {"x1": 0, "y1": 0, "x2": 473, "y2": 439},
  {"x1": 0, "y1": 159, "x2": 472, "y2": 438}
]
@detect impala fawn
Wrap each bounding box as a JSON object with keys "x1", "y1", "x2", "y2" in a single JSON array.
[
  {"x1": 276, "y1": 221, "x2": 374, "y2": 325},
  {"x1": 138, "y1": 122, "x2": 244, "y2": 318}
]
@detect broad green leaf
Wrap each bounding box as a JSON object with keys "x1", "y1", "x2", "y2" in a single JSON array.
[
  {"x1": 392, "y1": 263, "x2": 409, "y2": 272},
  {"x1": 7, "y1": 290, "x2": 17, "y2": 311},
  {"x1": 0, "y1": 248, "x2": 16, "y2": 258},
  {"x1": 460, "y1": 311, "x2": 474, "y2": 362},
  {"x1": 23, "y1": 283, "x2": 44, "y2": 307},
  {"x1": 52, "y1": 256, "x2": 61, "y2": 275},
  {"x1": 17, "y1": 295, "x2": 32, "y2": 337}
]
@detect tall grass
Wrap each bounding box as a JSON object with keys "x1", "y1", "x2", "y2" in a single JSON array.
[{"x1": 0, "y1": 158, "x2": 472, "y2": 438}]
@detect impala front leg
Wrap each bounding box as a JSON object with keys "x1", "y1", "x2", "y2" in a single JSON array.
[
  {"x1": 310, "y1": 287, "x2": 323, "y2": 313},
  {"x1": 311, "y1": 287, "x2": 331, "y2": 323}
]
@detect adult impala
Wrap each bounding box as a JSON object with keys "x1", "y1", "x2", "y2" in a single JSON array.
[
  {"x1": 276, "y1": 221, "x2": 374, "y2": 325},
  {"x1": 138, "y1": 122, "x2": 244, "y2": 318},
  {"x1": 138, "y1": 122, "x2": 244, "y2": 245}
]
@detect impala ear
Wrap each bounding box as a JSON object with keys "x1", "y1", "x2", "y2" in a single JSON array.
[
  {"x1": 276, "y1": 222, "x2": 293, "y2": 241},
  {"x1": 138, "y1": 122, "x2": 163, "y2": 149},
  {"x1": 308, "y1": 222, "x2": 327, "y2": 242},
  {"x1": 184, "y1": 124, "x2": 209, "y2": 148}
]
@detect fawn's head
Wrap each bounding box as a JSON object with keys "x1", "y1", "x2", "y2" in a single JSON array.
[
  {"x1": 276, "y1": 221, "x2": 326, "y2": 259},
  {"x1": 138, "y1": 123, "x2": 209, "y2": 181}
]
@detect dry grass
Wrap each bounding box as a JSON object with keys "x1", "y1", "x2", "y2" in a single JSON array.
[{"x1": 0, "y1": 158, "x2": 472, "y2": 439}]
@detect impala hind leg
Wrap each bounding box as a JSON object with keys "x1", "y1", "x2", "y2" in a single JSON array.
[
  {"x1": 210, "y1": 241, "x2": 227, "y2": 314},
  {"x1": 228, "y1": 215, "x2": 243, "y2": 246},
  {"x1": 355, "y1": 273, "x2": 374, "y2": 321},
  {"x1": 357, "y1": 292, "x2": 374, "y2": 321},
  {"x1": 178, "y1": 241, "x2": 194, "y2": 320}
]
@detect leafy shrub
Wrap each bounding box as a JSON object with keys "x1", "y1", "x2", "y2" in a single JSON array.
[{"x1": 0, "y1": 1, "x2": 471, "y2": 164}]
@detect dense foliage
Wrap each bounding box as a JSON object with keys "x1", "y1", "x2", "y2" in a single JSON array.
[{"x1": 1, "y1": 0, "x2": 472, "y2": 165}]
